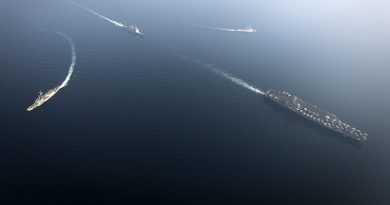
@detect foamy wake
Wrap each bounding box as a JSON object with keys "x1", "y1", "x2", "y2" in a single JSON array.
[
  {"x1": 193, "y1": 24, "x2": 235, "y2": 32},
  {"x1": 212, "y1": 69, "x2": 265, "y2": 95},
  {"x1": 57, "y1": 32, "x2": 76, "y2": 88},
  {"x1": 178, "y1": 54, "x2": 265, "y2": 95},
  {"x1": 27, "y1": 32, "x2": 76, "y2": 111},
  {"x1": 70, "y1": 0, "x2": 126, "y2": 28},
  {"x1": 192, "y1": 24, "x2": 256, "y2": 33}
]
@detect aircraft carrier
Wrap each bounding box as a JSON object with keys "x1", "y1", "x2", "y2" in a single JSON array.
[{"x1": 265, "y1": 89, "x2": 368, "y2": 141}]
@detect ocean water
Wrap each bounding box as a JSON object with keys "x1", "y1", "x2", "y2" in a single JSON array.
[{"x1": 1, "y1": 0, "x2": 390, "y2": 204}]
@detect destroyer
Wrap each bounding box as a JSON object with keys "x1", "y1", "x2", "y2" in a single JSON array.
[
  {"x1": 125, "y1": 25, "x2": 144, "y2": 37},
  {"x1": 27, "y1": 86, "x2": 61, "y2": 111},
  {"x1": 265, "y1": 89, "x2": 368, "y2": 141}
]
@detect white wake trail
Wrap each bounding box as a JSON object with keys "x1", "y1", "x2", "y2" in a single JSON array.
[
  {"x1": 70, "y1": 0, "x2": 126, "y2": 28},
  {"x1": 212, "y1": 69, "x2": 265, "y2": 95},
  {"x1": 57, "y1": 32, "x2": 76, "y2": 88},
  {"x1": 179, "y1": 55, "x2": 265, "y2": 95},
  {"x1": 27, "y1": 32, "x2": 76, "y2": 111},
  {"x1": 193, "y1": 24, "x2": 235, "y2": 32},
  {"x1": 192, "y1": 24, "x2": 256, "y2": 33}
]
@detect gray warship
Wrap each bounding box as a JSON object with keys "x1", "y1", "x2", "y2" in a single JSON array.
[
  {"x1": 265, "y1": 89, "x2": 368, "y2": 141},
  {"x1": 125, "y1": 25, "x2": 144, "y2": 37},
  {"x1": 27, "y1": 86, "x2": 61, "y2": 111}
]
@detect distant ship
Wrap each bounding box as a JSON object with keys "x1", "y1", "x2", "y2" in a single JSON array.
[
  {"x1": 125, "y1": 25, "x2": 144, "y2": 37},
  {"x1": 236, "y1": 25, "x2": 256, "y2": 33},
  {"x1": 27, "y1": 86, "x2": 61, "y2": 111},
  {"x1": 265, "y1": 89, "x2": 368, "y2": 141}
]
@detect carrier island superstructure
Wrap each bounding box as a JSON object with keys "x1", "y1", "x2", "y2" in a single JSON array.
[{"x1": 265, "y1": 89, "x2": 368, "y2": 141}]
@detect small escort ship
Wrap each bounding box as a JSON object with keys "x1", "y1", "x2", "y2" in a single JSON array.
[
  {"x1": 125, "y1": 25, "x2": 144, "y2": 37},
  {"x1": 27, "y1": 86, "x2": 61, "y2": 111},
  {"x1": 265, "y1": 89, "x2": 368, "y2": 141}
]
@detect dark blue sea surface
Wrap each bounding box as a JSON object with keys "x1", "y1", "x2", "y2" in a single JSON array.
[{"x1": 1, "y1": 0, "x2": 390, "y2": 204}]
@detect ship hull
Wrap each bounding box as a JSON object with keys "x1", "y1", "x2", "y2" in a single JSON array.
[
  {"x1": 264, "y1": 90, "x2": 367, "y2": 141},
  {"x1": 125, "y1": 29, "x2": 144, "y2": 38}
]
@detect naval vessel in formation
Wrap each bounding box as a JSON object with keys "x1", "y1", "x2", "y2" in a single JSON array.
[
  {"x1": 265, "y1": 89, "x2": 368, "y2": 141},
  {"x1": 125, "y1": 25, "x2": 144, "y2": 37}
]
